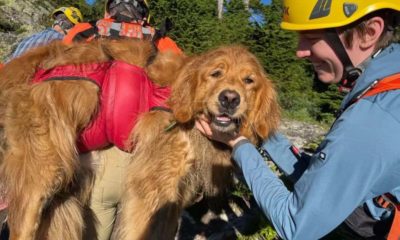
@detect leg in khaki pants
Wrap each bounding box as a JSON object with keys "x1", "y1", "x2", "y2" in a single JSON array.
[{"x1": 86, "y1": 146, "x2": 130, "y2": 240}]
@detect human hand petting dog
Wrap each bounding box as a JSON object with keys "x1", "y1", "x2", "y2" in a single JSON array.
[{"x1": 195, "y1": 114, "x2": 247, "y2": 148}]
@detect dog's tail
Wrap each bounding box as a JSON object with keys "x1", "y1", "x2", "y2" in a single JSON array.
[{"x1": 38, "y1": 196, "x2": 94, "y2": 240}]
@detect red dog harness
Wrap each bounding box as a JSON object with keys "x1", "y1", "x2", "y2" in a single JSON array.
[{"x1": 32, "y1": 61, "x2": 170, "y2": 152}]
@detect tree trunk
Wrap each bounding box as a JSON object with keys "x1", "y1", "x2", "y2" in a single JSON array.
[
  {"x1": 217, "y1": 0, "x2": 224, "y2": 19},
  {"x1": 243, "y1": 0, "x2": 250, "y2": 11}
]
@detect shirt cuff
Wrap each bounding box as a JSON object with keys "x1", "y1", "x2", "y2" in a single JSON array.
[{"x1": 232, "y1": 138, "x2": 252, "y2": 154}]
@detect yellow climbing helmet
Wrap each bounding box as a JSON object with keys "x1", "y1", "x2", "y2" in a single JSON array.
[
  {"x1": 52, "y1": 7, "x2": 83, "y2": 25},
  {"x1": 281, "y1": 0, "x2": 400, "y2": 31}
]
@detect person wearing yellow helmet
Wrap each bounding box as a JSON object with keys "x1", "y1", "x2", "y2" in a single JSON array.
[
  {"x1": 9, "y1": 6, "x2": 83, "y2": 60},
  {"x1": 196, "y1": 1, "x2": 400, "y2": 239},
  {"x1": 64, "y1": 0, "x2": 180, "y2": 54},
  {"x1": 283, "y1": 0, "x2": 400, "y2": 89},
  {"x1": 52, "y1": 7, "x2": 84, "y2": 34}
]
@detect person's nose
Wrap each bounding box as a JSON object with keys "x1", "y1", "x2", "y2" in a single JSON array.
[{"x1": 296, "y1": 38, "x2": 311, "y2": 59}]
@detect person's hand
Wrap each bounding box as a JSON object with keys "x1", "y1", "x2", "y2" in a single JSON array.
[{"x1": 195, "y1": 115, "x2": 247, "y2": 148}]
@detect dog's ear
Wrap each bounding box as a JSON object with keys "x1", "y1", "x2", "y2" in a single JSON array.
[
  {"x1": 245, "y1": 73, "x2": 280, "y2": 140},
  {"x1": 167, "y1": 56, "x2": 199, "y2": 123}
]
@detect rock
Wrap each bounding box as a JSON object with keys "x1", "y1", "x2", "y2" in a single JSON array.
[
  {"x1": 0, "y1": 0, "x2": 55, "y2": 61},
  {"x1": 279, "y1": 118, "x2": 327, "y2": 151}
]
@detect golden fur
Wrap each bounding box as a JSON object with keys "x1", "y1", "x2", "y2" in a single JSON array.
[
  {"x1": 0, "y1": 39, "x2": 174, "y2": 240},
  {"x1": 116, "y1": 46, "x2": 280, "y2": 239}
]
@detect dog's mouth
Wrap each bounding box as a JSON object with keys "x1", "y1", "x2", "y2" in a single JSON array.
[{"x1": 210, "y1": 112, "x2": 241, "y2": 132}]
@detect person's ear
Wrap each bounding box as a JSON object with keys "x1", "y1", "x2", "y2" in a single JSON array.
[{"x1": 360, "y1": 16, "x2": 385, "y2": 49}]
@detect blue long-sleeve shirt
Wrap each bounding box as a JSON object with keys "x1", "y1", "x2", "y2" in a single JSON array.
[
  {"x1": 232, "y1": 43, "x2": 400, "y2": 239},
  {"x1": 9, "y1": 28, "x2": 63, "y2": 61}
]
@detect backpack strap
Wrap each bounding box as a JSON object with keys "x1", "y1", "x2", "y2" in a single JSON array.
[
  {"x1": 374, "y1": 193, "x2": 400, "y2": 240},
  {"x1": 63, "y1": 22, "x2": 96, "y2": 44},
  {"x1": 360, "y1": 73, "x2": 400, "y2": 99},
  {"x1": 338, "y1": 73, "x2": 400, "y2": 117},
  {"x1": 153, "y1": 18, "x2": 173, "y2": 43}
]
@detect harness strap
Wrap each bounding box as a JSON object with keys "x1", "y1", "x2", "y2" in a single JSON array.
[
  {"x1": 150, "y1": 106, "x2": 172, "y2": 113},
  {"x1": 374, "y1": 193, "x2": 400, "y2": 240},
  {"x1": 361, "y1": 73, "x2": 400, "y2": 99},
  {"x1": 96, "y1": 19, "x2": 155, "y2": 40},
  {"x1": 72, "y1": 21, "x2": 98, "y2": 42},
  {"x1": 389, "y1": 204, "x2": 400, "y2": 240},
  {"x1": 149, "y1": 106, "x2": 177, "y2": 132}
]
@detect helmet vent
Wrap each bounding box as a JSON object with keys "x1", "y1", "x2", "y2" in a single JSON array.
[
  {"x1": 343, "y1": 3, "x2": 358, "y2": 18},
  {"x1": 309, "y1": 0, "x2": 332, "y2": 20}
]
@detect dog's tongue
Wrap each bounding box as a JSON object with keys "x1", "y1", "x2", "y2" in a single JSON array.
[
  {"x1": 216, "y1": 115, "x2": 231, "y2": 122},
  {"x1": 0, "y1": 200, "x2": 7, "y2": 210}
]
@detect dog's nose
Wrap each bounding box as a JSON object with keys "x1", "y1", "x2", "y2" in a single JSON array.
[{"x1": 218, "y1": 90, "x2": 240, "y2": 110}]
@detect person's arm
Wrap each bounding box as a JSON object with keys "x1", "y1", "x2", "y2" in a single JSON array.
[
  {"x1": 261, "y1": 132, "x2": 311, "y2": 183},
  {"x1": 9, "y1": 36, "x2": 33, "y2": 60},
  {"x1": 9, "y1": 29, "x2": 63, "y2": 61},
  {"x1": 232, "y1": 101, "x2": 398, "y2": 239}
]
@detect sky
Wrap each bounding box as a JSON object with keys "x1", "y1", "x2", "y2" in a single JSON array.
[
  {"x1": 261, "y1": 0, "x2": 271, "y2": 4},
  {"x1": 85, "y1": 0, "x2": 272, "y2": 6},
  {"x1": 85, "y1": 0, "x2": 95, "y2": 5}
]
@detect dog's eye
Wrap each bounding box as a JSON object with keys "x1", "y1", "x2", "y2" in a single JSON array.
[
  {"x1": 244, "y1": 77, "x2": 254, "y2": 84},
  {"x1": 210, "y1": 70, "x2": 222, "y2": 78}
]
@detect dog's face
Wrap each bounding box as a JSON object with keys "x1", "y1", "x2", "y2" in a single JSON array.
[{"x1": 168, "y1": 46, "x2": 280, "y2": 142}]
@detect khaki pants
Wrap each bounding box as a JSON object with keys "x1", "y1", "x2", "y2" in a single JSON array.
[{"x1": 85, "y1": 146, "x2": 130, "y2": 240}]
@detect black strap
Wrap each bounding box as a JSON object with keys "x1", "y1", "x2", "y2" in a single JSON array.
[
  {"x1": 256, "y1": 146, "x2": 273, "y2": 161},
  {"x1": 43, "y1": 76, "x2": 100, "y2": 87},
  {"x1": 150, "y1": 106, "x2": 172, "y2": 113},
  {"x1": 153, "y1": 18, "x2": 173, "y2": 43},
  {"x1": 324, "y1": 29, "x2": 362, "y2": 88},
  {"x1": 340, "y1": 204, "x2": 392, "y2": 239}
]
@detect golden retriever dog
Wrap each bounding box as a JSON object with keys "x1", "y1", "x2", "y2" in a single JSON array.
[
  {"x1": 0, "y1": 39, "x2": 179, "y2": 240},
  {"x1": 116, "y1": 46, "x2": 280, "y2": 239}
]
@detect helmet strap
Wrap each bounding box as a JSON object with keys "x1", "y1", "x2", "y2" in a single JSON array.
[
  {"x1": 53, "y1": 14, "x2": 74, "y2": 34},
  {"x1": 324, "y1": 29, "x2": 362, "y2": 90}
]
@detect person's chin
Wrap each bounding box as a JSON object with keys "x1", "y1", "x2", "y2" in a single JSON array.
[{"x1": 316, "y1": 72, "x2": 336, "y2": 84}]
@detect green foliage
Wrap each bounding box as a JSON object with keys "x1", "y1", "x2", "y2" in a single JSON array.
[
  {"x1": 0, "y1": 18, "x2": 19, "y2": 32},
  {"x1": 149, "y1": 0, "x2": 258, "y2": 54},
  {"x1": 237, "y1": 221, "x2": 278, "y2": 240}
]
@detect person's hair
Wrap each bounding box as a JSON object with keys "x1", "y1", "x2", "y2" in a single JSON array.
[{"x1": 340, "y1": 9, "x2": 400, "y2": 51}]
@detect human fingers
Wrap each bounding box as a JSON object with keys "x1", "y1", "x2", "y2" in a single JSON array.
[{"x1": 195, "y1": 118, "x2": 213, "y2": 137}]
